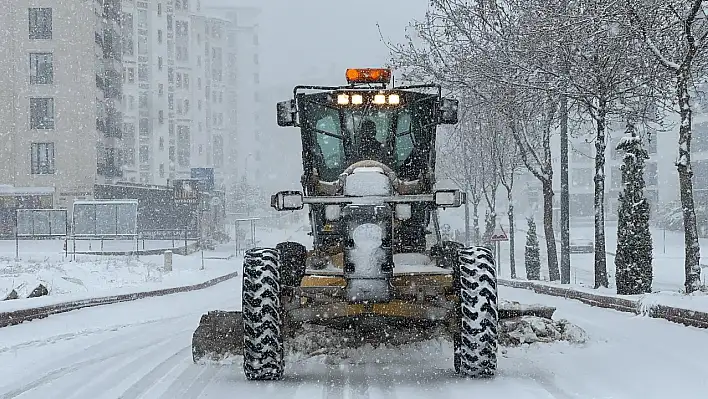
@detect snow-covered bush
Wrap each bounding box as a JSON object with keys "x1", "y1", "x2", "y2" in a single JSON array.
[
  {"x1": 525, "y1": 217, "x2": 541, "y2": 280},
  {"x1": 615, "y1": 126, "x2": 653, "y2": 295}
]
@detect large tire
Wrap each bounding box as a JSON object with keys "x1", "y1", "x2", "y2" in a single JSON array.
[
  {"x1": 242, "y1": 248, "x2": 285, "y2": 380},
  {"x1": 454, "y1": 246, "x2": 498, "y2": 377},
  {"x1": 276, "y1": 241, "x2": 307, "y2": 287}
]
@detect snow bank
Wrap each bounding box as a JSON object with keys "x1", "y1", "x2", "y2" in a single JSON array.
[{"x1": 0, "y1": 248, "x2": 239, "y2": 312}]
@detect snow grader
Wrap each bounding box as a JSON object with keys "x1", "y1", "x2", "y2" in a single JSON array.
[{"x1": 192, "y1": 68, "x2": 500, "y2": 380}]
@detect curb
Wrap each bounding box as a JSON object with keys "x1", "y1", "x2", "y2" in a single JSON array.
[
  {"x1": 0, "y1": 271, "x2": 239, "y2": 329},
  {"x1": 499, "y1": 278, "x2": 708, "y2": 329}
]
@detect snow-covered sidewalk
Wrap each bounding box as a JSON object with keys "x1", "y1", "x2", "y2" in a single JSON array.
[
  {"x1": 0, "y1": 244, "x2": 239, "y2": 313},
  {"x1": 0, "y1": 223, "x2": 310, "y2": 312}
]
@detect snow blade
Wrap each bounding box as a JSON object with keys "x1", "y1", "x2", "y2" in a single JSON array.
[{"x1": 192, "y1": 310, "x2": 243, "y2": 362}]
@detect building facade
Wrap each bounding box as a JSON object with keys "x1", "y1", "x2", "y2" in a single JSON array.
[{"x1": 0, "y1": 0, "x2": 124, "y2": 210}]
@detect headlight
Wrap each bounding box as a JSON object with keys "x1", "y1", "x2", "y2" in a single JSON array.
[
  {"x1": 337, "y1": 94, "x2": 349, "y2": 105},
  {"x1": 388, "y1": 94, "x2": 400, "y2": 105},
  {"x1": 373, "y1": 94, "x2": 387, "y2": 105},
  {"x1": 351, "y1": 94, "x2": 363, "y2": 105}
]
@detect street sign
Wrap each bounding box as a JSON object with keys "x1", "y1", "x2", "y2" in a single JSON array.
[
  {"x1": 173, "y1": 179, "x2": 200, "y2": 204},
  {"x1": 490, "y1": 233, "x2": 508, "y2": 242},
  {"x1": 490, "y1": 224, "x2": 509, "y2": 241}
]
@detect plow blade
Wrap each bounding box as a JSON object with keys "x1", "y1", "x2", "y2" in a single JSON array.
[{"x1": 192, "y1": 310, "x2": 243, "y2": 362}]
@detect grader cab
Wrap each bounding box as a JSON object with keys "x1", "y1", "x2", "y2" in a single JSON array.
[{"x1": 192, "y1": 68, "x2": 500, "y2": 381}]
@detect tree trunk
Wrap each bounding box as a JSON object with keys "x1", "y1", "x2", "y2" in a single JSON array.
[
  {"x1": 594, "y1": 100, "x2": 609, "y2": 289},
  {"x1": 483, "y1": 209, "x2": 496, "y2": 248},
  {"x1": 676, "y1": 73, "x2": 702, "y2": 293},
  {"x1": 473, "y1": 201, "x2": 480, "y2": 245},
  {"x1": 464, "y1": 191, "x2": 471, "y2": 246},
  {"x1": 542, "y1": 180, "x2": 560, "y2": 281},
  {"x1": 508, "y1": 199, "x2": 517, "y2": 279},
  {"x1": 560, "y1": 94, "x2": 571, "y2": 284}
]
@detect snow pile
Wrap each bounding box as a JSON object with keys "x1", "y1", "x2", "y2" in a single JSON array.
[
  {"x1": 284, "y1": 323, "x2": 450, "y2": 364},
  {"x1": 346, "y1": 223, "x2": 389, "y2": 302},
  {"x1": 0, "y1": 255, "x2": 163, "y2": 299},
  {"x1": 344, "y1": 167, "x2": 391, "y2": 196},
  {"x1": 500, "y1": 316, "x2": 588, "y2": 346}
]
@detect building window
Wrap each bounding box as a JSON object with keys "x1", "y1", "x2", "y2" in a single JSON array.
[
  {"x1": 139, "y1": 92, "x2": 148, "y2": 109},
  {"x1": 122, "y1": 13, "x2": 134, "y2": 56},
  {"x1": 157, "y1": 3, "x2": 162, "y2": 16},
  {"x1": 184, "y1": 99, "x2": 189, "y2": 113},
  {"x1": 176, "y1": 72, "x2": 182, "y2": 88},
  {"x1": 138, "y1": 64, "x2": 148, "y2": 82},
  {"x1": 168, "y1": 93, "x2": 174, "y2": 110},
  {"x1": 159, "y1": 163, "x2": 165, "y2": 178},
  {"x1": 158, "y1": 83, "x2": 164, "y2": 96},
  {"x1": 169, "y1": 146, "x2": 175, "y2": 161},
  {"x1": 168, "y1": 67, "x2": 174, "y2": 83},
  {"x1": 137, "y1": 9, "x2": 148, "y2": 29},
  {"x1": 29, "y1": 53, "x2": 53, "y2": 84},
  {"x1": 158, "y1": 56, "x2": 163, "y2": 70},
  {"x1": 158, "y1": 29, "x2": 163, "y2": 44},
  {"x1": 29, "y1": 8, "x2": 52, "y2": 40},
  {"x1": 167, "y1": 15, "x2": 173, "y2": 31},
  {"x1": 213, "y1": 136, "x2": 223, "y2": 167},
  {"x1": 158, "y1": 110, "x2": 164, "y2": 124},
  {"x1": 127, "y1": 67, "x2": 135, "y2": 83},
  {"x1": 31, "y1": 143, "x2": 55, "y2": 174},
  {"x1": 139, "y1": 145, "x2": 149, "y2": 164},
  {"x1": 184, "y1": 73, "x2": 189, "y2": 89},
  {"x1": 177, "y1": 125, "x2": 190, "y2": 167},
  {"x1": 159, "y1": 136, "x2": 165, "y2": 151},
  {"x1": 139, "y1": 117, "x2": 149, "y2": 136},
  {"x1": 169, "y1": 120, "x2": 175, "y2": 136},
  {"x1": 138, "y1": 35, "x2": 148, "y2": 55},
  {"x1": 30, "y1": 98, "x2": 54, "y2": 129}
]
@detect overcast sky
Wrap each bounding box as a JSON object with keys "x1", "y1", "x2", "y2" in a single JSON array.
[{"x1": 207, "y1": 0, "x2": 429, "y2": 89}]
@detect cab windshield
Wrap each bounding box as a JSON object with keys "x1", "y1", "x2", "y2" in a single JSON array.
[{"x1": 301, "y1": 95, "x2": 435, "y2": 181}]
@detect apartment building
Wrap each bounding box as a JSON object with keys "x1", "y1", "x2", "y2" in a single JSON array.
[
  {"x1": 0, "y1": 0, "x2": 124, "y2": 210},
  {"x1": 205, "y1": 5, "x2": 262, "y2": 190},
  {"x1": 119, "y1": 0, "x2": 246, "y2": 192}
]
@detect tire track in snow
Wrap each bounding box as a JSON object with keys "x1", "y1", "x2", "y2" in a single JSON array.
[
  {"x1": 57, "y1": 334, "x2": 188, "y2": 399},
  {"x1": 115, "y1": 347, "x2": 191, "y2": 399},
  {"x1": 0, "y1": 329, "x2": 187, "y2": 399}
]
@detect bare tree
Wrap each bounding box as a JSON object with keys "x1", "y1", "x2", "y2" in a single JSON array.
[
  {"x1": 493, "y1": 115, "x2": 523, "y2": 278},
  {"x1": 437, "y1": 114, "x2": 485, "y2": 244},
  {"x1": 626, "y1": 0, "x2": 708, "y2": 293}
]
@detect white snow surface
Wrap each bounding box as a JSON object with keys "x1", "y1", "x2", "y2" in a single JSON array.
[
  {"x1": 2, "y1": 280, "x2": 708, "y2": 398},
  {"x1": 344, "y1": 167, "x2": 391, "y2": 196},
  {"x1": 347, "y1": 223, "x2": 388, "y2": 302}
]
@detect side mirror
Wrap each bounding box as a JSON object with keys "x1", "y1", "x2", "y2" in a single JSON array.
[
  {"x1": 439, "y1": 98, "x2": 459, "y2": 125},
  {"x1": 277, "y1": 100, "x2": 297, "y2": 127},
  {"x1": 434, "y1": 189, "x2": 465, "y2": 208},
  {"x1": 271, "y1": 190, "x2": 304, "y2": 211}
]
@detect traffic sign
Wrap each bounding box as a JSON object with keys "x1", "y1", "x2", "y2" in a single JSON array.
[
  {"x1": 491, "y1": 233, "x2": 508, "y2": 242},
  {"x1": 490, "y1": 224, "x2": 509, "y2": 241}
]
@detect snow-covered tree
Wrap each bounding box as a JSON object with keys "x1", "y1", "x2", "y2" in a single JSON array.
[
  {"x1": 525, "y1": 217, "x2": 541, "y2": 280},
  {"x1": 615, "y1": 124, "x2": 653, "y2": 294},
  {"x1": 626, "y1": 0, "x2": 708, "y2": 293}
]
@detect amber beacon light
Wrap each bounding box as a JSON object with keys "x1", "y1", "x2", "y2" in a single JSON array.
[{"x1": 345, "y1": 68, "x2": 392, "y2": 84}]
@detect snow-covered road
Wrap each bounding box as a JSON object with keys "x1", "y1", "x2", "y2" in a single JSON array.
[{"x1": 1, "y1": 279, "x2": 707, "y2": 398}]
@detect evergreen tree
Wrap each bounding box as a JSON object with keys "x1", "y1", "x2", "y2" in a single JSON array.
[
  {"x1": 615, "y1": 124, "x2": 653, "y2": 294},
  {"x1": 525, "y1": 217, "x2": 541, "y2": 280}
]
